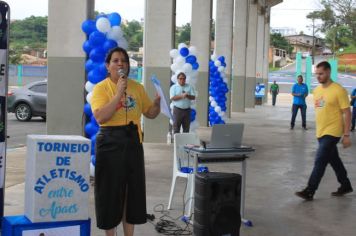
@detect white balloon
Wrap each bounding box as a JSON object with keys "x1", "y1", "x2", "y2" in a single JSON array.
[
  {"x1": 107, "y1": 26, "x2": 123, "y2": 40},
  {"x1": 211, "y1": 101, "x2": 217, "y2": 107},
  {"x1": 183, "y1": 63, "x2": 193, "y2": 74},
  {"x1": 169, "y1": 49, "x2": 179, "y2": 58},
  {"x1": 209, "y1": 96, "x2": 213, "y2": 102},
  {"x1": 170, "y1": 103, "x2": 174, "y2": 110},
  {"x1": 178, "y1": 43, "x2": 187, "y2": 50},
  {"x1": 190, "y1": 103, "x2": 197, "y2": 109},
  {"x1": 169, "y1": 119, "x2": 173, "y2": 125},
  {"x1": 214, "y1": 106, "x2": 221, "y2": 113},
  {"x1": 86, "y1": 92, "x2": 93, "y2": 104},
  {"x1": 96, "y1": 17, "x2": 111, "y2": 33},
  {"x1": 117, "y1": 37, "x2": 128, "y2": 49},
  {"x1": 175, "y1": 56, "x2": 185, "y2": 67},
  {"x1": 170, "y1": 63, "x2": 179, "y2": 73},
  {"x1": 90, "y1": 162, "x2": 95, "y2": 177},
  {"x1": 189, "y1": 46, "x2": 197, "y2": 55},
  {"x1": 220, "y1": 111, "x2": 226, "y2": 117},
  {"x1": 185, "y1": 76, "x2": 192, "y2": 84},
  {"x1": 85, "y1": 81, "x2": 95, "y2": 93},
  {"x1": 218, "y1": 66, "x2": 225, "y2": 72},
  {"x1": 223, "y1": 78, "x2": 228, "y2": 83},
  {"x1": 214, "y1": 60, "x2": 221, "y2": 67},
  {"x1": 211, "y1": 54, "x2": 217, "y2": 61},
  {"x1": 171, "y1": 74, "x2": 177, "y2": 83}
]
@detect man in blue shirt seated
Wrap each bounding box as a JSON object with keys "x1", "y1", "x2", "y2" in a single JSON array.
[
  {"x1": 170, "y1": 72, "x2": 196, "y2": 134},
  {"x1": 351, "y1": 87, "x2": 356, "y2": 131},
  {"x1": 290, "y1": 75, "x2": 309, "y2": 130}
]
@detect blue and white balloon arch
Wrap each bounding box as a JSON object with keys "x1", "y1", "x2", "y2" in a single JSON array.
[
  {"x1": 169, "y1": 43, "x2": 200, "y2": 132},
  {"x1": 208, "y1": 54, "x2": 228, "y2": 126},
  {"x1": 82, "y1": 12, "x2": 128, "y2": 176}
]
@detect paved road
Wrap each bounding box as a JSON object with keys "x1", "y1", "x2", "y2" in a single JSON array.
[{"x1": 6, "y1": 113, "x2": 46, "y2": 149}]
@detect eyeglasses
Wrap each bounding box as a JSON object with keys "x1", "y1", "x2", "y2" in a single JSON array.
[{"x1": 110, "y1": 59, "x2": 128, "y2": 64}]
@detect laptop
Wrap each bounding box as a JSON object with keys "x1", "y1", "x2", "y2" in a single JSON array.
[{"x1": 206, "y1": 123, "x2": 246, "y2": 149}]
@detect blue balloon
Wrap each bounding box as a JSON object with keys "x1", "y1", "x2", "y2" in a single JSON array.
[
  {"x1": 88, "y1": 68, "x2": 105, "y2": 84},
  {"x1": 103, "y1": 39, "x2": 118, "y2": 52},
  {"x1": 186, "y1": 55, "x2": 197, "y2": 64},
  {"x1": 89, "y1": 31, "x2": 106, "y2": 47},
  {"x1": 84, "y1": 103, "x2": 92, "y2": 117},
  {"x1": 82, "y1": 41, "x2": 92, "y2": 54},
  {"x1": 218, "y1": 56, "x2": 225, "y2": 63},
  {"x1": 210, "y1": 66, "x2": 217, "y2": 73},
  {"x1": 192, "y1": 62, "x2": 199, "y2": 70},
  {"x1": 91, "y1": 155, "x2": 96, "y2": 166},
  {"x1": 96, "y1": 14, "x2": 108, "y2": 20},
  {"x1": 179, "y1": 47, "x2": 189, "y2": 57},
  {"x1": 91, "y1": 115, "x2": 99, "y2": 127},
  {"x1": 222, "y1": 62, "x2": 227, "y2": 67},
  {"x1": 85, "y1": 122, "x2": 99, "y2": 137},
  {"x1": 98, "y1": 63, "x2": 108, "y2": 75},
  {"x1": 209, "y1": 61, "x2": 215, "y2": 67},
  {"x1": 85, "y1": 59, "x2": 101, "y2": 72},
  {"x1": 108, "y1": 13, "x2": 121, "y2": 26},
  {"x1": 81, "y1": 20, "x2": 96, "y2": 35},
  {"x1": 90, "y1": 47, "x2": 106, "y2": 62}
]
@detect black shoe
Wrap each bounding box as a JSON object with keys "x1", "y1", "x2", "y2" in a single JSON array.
[
  {"x1": 331, "y1": 186, "x2": 353, "y2": 196},
  {"x1": 303, "y1": 127, "x2": 308, "y2": 130},
  {"x1": 295, "y1": 188, "x2": 314, "y2": 200},
  {"x1": 290, "y1": 126, "x2": 294, "y2": 130}
]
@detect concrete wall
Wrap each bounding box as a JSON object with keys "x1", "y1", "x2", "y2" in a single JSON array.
[
  {"x1": 245, "y1": 0, "x2": 258, "y2": 108},
  {"x1": 143, "y1": 0, "x2": 175, "y2": 142},
  {"x1": 191, "y1": 0, "x2": 212, "y2": 126},
  {"x1": 232, "y1": 0, "x2": 249, "y2": 112},
  {"x1": 47, "y1": 0, "x2": 94, "y2": 135},
  {"x1": 215, "y1": 0, "x2": 234, "y2": 118}
]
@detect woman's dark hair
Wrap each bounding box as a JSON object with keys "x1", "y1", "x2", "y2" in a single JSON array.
[
  {"x1": 105, "y1": 47, "x2": 130, "y2": 75},
  {"x1": 177, "y1": 72, "x2": 186, "y2": 79}
]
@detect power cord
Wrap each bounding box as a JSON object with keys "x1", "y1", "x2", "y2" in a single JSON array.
[{"x1": 147, "y1": 204, "x2": 192, "y2": 235}]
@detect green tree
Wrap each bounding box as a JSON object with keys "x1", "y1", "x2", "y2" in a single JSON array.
[
  {"x1": 176, "y1": 23, "x2": 191, "y2": 46},
  {"x1": 121, "y1": 20, "x2": 143, "y2": 51},
  {"x1": 270, "y1": 33, "x2": 293, "y2": 54}
]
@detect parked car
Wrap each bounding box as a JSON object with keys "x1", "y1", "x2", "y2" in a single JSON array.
[
  {"x1": 301, "y1": 51, "x2": 310, "y2": 58},
  {"x1": 7, "y1": 80, "x2": 47, "y2": 121}
]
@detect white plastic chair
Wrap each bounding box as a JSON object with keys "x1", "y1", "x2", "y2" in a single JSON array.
[{"x1": 167, "y1": 133, "x2": 200, "y2": 210}]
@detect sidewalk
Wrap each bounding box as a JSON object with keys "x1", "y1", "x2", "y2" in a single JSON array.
[{"x1": 3, "y1": 95, "x2": 356, "y2": 236}]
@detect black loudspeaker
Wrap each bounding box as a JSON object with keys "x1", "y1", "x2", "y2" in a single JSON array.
[{"x1": 194, "y1": 172, "x2": 241, "y2": 236}]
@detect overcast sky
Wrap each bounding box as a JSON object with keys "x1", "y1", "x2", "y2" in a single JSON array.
[{"x1": 6, "y1": 0, "x2": 322, "y2": 35}]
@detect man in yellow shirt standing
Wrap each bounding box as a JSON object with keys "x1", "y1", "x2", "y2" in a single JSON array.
[{"x1": 295, "y1": 61, "x2": 353, "y2": 200}]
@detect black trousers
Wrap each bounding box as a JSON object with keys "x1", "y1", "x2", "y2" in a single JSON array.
[{"x1": 173, "y1": 106, "x2": 191, "y2": 134}]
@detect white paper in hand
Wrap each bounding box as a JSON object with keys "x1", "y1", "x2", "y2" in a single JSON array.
[{"x1": 150, "y1": 75, "x2": 173, "y2": 120}]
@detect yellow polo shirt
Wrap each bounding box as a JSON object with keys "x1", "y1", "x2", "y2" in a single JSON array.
[
  {"x1": 91, "y1": 78, "x2": 153, "y2": 142},
  {"x1": 313, "y1": 82, "x2": 350, "y2": 138}
]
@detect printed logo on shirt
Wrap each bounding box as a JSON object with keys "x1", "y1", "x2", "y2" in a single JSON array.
[
  {"x1": 315, "y1": 97, "x2": 325, "y2": 108},
  {"x1": 116, "y1": 95, "x2": 137, "y2": 111}
]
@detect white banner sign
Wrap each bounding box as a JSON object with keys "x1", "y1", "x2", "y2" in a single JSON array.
[{"x1": 22, "y1": 225, "x2": 80, "y2": 236}]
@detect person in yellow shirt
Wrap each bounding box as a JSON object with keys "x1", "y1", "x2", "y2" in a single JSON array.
[
  {"x1": 91, "y1": 47, "x2": 160, "y2": 236},
  {"x1": 295, "y1": 61, "x2": 353, "y2": 201}
]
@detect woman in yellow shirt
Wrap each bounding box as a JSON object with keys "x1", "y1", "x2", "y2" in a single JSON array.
[{"x1": 91, "y1": 47, "x2": 160, "y2": 236}]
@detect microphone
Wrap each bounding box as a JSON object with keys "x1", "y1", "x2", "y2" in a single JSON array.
[{"x1": 117, "y1": 68, "x2": 127, "y2": 78}]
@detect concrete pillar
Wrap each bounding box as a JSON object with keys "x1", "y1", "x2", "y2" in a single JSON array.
[
  {"x1": 255, "y1": 4, "x2": 265, "y2": 102},
  {"x1": 232, "y1": 0, "x2": 248, "y2": 112},
  {"x1": 143, "y1": 0, "x2": 175, "y2": 142},
  {"x1": 263, "y1": 8, "x2": 270, "y2": 104},
  {"x1": 47, "y1": 0, "x2": 94, "y2": 135},
  {"x1": 215, "y1": 0, "x2": 234, "y2": 118},
  {"x1": 245, "y1": 0, "x2": 258, "y2": 108},
  {"x1": 191, "y1": 0, "x2": 212, "y2": 126}
]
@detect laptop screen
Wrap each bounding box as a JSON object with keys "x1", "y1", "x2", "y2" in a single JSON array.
[{"x1": 207, "y1": 123, "x2": 244, "y2": 149}]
